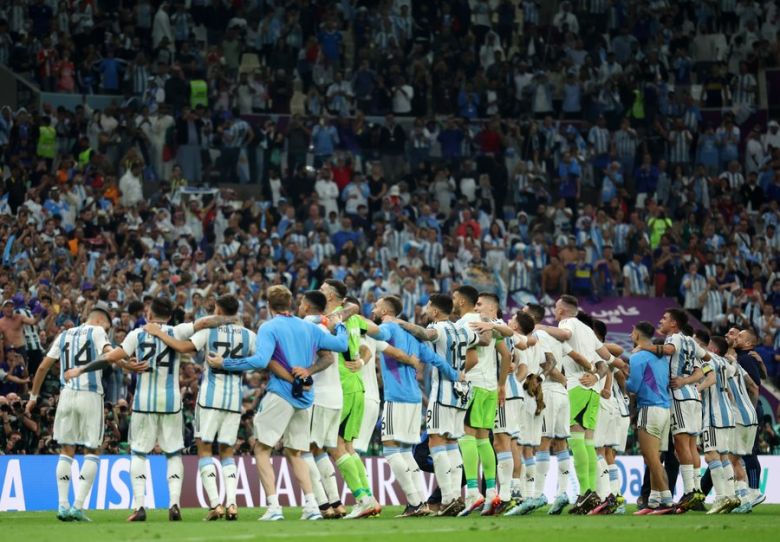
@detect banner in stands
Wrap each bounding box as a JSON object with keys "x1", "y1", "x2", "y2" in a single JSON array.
[{"x1": 1, "y1": 455, "x2": 778, "y2": 511}]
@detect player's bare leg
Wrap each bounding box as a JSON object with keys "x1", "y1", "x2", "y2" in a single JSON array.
[
  {"x1": 636, "y1": 428, "x2": 673, "y2": 515},
  {"x1": 254, "y1": 442, "x2": 284, "y2": 520},
  {"x1": 285, "y1": 448, "x2": 323, "y2": 520},
  {"x1": 220, "y1": 445, "x2": 238, "y2": 520},
  {"x1": 673, "y1": 432, "x2": 697, "y2": 509}
]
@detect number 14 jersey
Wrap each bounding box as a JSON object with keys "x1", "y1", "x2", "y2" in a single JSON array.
[{"x1": 122, "y1": 323, "x2": 195, "y2": 414}]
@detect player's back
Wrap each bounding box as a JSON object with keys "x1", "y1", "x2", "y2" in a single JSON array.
[
  {"x1": 456, "y1": 312, "x2": 498, "y2": 391},
  {"x1": 122, "y1": 322, "x2": 195, "y2": 413},
  {"x1": 727, "y1": 362, "x2": 758, "y2": 426},
  {"x1": 429, "y1": 320, "x2": 477, "y2": 407},
  {"x1": 535, "y1": 329, "x2": 570, "y2": 393},
  {"x1": 377, "y1": 321, "x2": 426, "y2": 403},
  {"x1": 191, "y1": 324, "x2": 256, "y2": 413},
  {"x1": 51, "y1": 324, "x2": 110, "y2": 394},
  {"x1": 702, "y1": 354, "x2": 735, "y2": 428},
  {"x1": 666, "y1": 332, "x2": 704, "y2": 401},
  {"x1": 559, "y1": 317, "x2": 602, "y2": 389}
]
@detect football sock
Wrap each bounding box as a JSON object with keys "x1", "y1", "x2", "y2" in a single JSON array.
[
  {"x1": 446, "y1": 444, "x2": 463, "y2": 499},
  {"x1": 336, "y1": 453, "x2": 366, "y2": 499},
  {"x1": 74, "y1": 454, "x2": 99, "y2": 510},
  {"x1": 584, "y1": 439, "x2": 598, "y2": 492},
  {"x1": 722, "y1": 459, "x2": 736, "y2": 497},
  {"x1": 303, "y1": 453, "x2": 328, "y2": 506},
  {"x1": 131, "y1": 453, "x2": 147, "y2": 509},
  {"x1": 596, "y1": 454, "x2": 610, "y2": 499},
  {"x1": 693, "y1": 468, "x2": 702, "y2": 492},
  {"x1": 523, "y1": 456, "x2": 538, "y2": 499},
  {"x1": 680, "y1": 464, "x2": 694, "y2": 494},
  {"x1": 385, "y1": 446, "x2": 420, "y2": 506},
  {"x1": 535, "y1": 451, "x2": 550, "y2": 499},
  {"x1": 167, "y1": 453, "x2": 183, "y2": 508},
  {"x1": 351, "y1": 453, "x2": 373, "y2": 497},
  {"x1": 198, "y1": 457, "x2": 220, "y2": 508},
  {"x1": 661, "y1": 490, "x2": 673, "y2": 506},
  {"x1": 569, "y1": 434, "x2": 589, "y2": 494},
  {"x1": 709, "y1": 460, "x2": 724, "y2": 497},
  {"x1": 56, "y1": 454, "x2": 73, "y2": 509},
  {"x1": 476, "y1": 438, "x2": 497, "y2": 490},
  {"x1": 432, "y1": 445, "x2": 453, "y2": 502},
  {"x1": 556, "y1": 449, "x2": 571, "y2": 496},
  {"x1": 608, "y1": 464, "x2": 620, "y2": 496},
  {"x1": 648, "y1": 490, "x2": 660, "y2": 509},
  {"x1": 458, "y1": 435, "x2": 479, "y2": 490},
  {"x1": 222, "y1": 457, "x2": 238, "y2": 507},
  {"x1": 402, "y1": 447, "x2": 427, "y2": 502},
  {"x1": 316, "y1": 454, "x2": 340, "y2": 505},
  {"x1": 497, "y1": 451, "x2": 514, "y2": 501}
]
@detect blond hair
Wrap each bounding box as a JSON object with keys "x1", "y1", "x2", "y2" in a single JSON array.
[{"x1": 266, "y1": 285, "x2": 293, "y2": 312}]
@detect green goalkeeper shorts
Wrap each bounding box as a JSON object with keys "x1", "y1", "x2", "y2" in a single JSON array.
[
  {"x1": 569, "y1": 387, "x2": 601, "y2": 431},
  {"x1": 465, "y1": 387, "x2": 498, "y2": 430},
  {"x1": 339, "y1": 391, "x2": 365, "y2": 442}
]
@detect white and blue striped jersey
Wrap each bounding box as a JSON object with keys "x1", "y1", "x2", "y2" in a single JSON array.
[
  {"x1": 190, "y1": 325, "x2": 257, "y2": 413},
  {"x1": 701, "y1": 353, "x2": 736, "y2": 428},
  {"x1": 429, "y1": 320, "x2": 479, "y2": 409},
  {"x1": 509, "y1": 259, "x2": 534, "y2": 292},
  {"x1": 622, "y1": 261, "x2": 649, "y2": 295},
  {"x1": 121, "y1": 323, "x2": 195, "y2": 413},
  {"x1": 612, "y1": 367, "x2": 630, "y2": 417},
  {"x1": 47, "y1": 325, "x2": 110, "y2": 394},
  {"x1": 727, "y1": 362, "x2": 758, "y2": 426},
  {"x1": 666, "y1": 333, "x2": 706, "y2": 402}
]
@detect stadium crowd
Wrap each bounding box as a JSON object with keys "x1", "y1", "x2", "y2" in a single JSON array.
[{"x1": 2, "y1": 0, "x2": 780, "y2": 458}]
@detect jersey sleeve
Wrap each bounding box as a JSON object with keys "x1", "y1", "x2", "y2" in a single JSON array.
[
  {"x1": 693, "y1": 342, "x2": 707, "y2": 367},
  {"x1": 121, "y1": 329, "x2": 140, "y2": 356},
  {"x1": 375, "y1": 340, "x2": 390, "y2": 353},
  {"x1": 246, "y1": 330, "x2": 258, "y2": 354},
  {"x1": 465, "y1": 326, "x2": 480, "y2": 348},
  {"x1": 173, "y1": 322, "x2": 196, "y2": 340},
  {"x1": 189, "y1": 329, "x2": 210, "y2": 352},
  {"x1": 46, "y1": 333, "x2": 63, "y2": 359}
]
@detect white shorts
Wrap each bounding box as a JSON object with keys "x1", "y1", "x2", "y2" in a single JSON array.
[
  {"x1": 732, "y1": 424, "x2": 757, "y2": 456},
  {"x1": 701, "y1": 426, "x2": 733, "y2": 454},
  {"x1": 310, "y1": 405, "x2": 341, "y2": 450},
  {"x1": 637, "y1": 406, "x2": 671, "y2": 452},
  {"x1": 594, "y1": 400, "x2": 619, "y2": 448},
  {"x1": 381, "y1": 401, "x2": 421, "y2": 445},
  {"x1": 254, "y1": 392, "x2": 312, "y2": 452},
  {"x1": 194, "y1": 405, "x2": 241, "y2": 446},
  {"x1": 541, "y1": 389, "x2": 570, "y2": 439},
  {"x1": 354, "y1": 398, "x2": 380, "y2": 453},
  {"x1": 517, "y1": 400, "x2": 543, "y2": 447},
  {"x1": 129, "y1": 412, "x2": 184, "y2": 454},
  {"x1": 53, "y1": 388, "x2": 104, "y2": 450},
  {"x1": 494, "y1": 398, "x2": 523, "y2": 436},
  {"x1": 428, "y1": 401, "x2": 467, "y2": 439},
  {"x1": 670, "y1": 400, "x2": 702, "y2": 436},
  {"x1": 614, "y1": 415, "x2": 631, "y2": 453}
]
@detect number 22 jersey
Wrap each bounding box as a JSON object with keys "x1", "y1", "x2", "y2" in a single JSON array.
[{"x1": 121, "y1": 323, "x2": 195, "y2": 414}]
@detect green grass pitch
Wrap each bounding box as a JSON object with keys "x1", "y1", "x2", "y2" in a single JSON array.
[{"x1": 1, "y1": 506, "x2": 778, "y2": 542}]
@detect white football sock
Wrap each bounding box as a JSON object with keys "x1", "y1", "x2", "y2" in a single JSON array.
[
  {"x1": 74, "y1": 455, "x2": 99, "y2": 510},
  {"x1": 222, "y1": 458, "x2": 238, "y2": 507},
  {"x1": 556, "y1": 450, "x2": 571, "y2": 496},
  {"x1": 56, "y1": 455, "x2": 73, "y2": 509},
  {"x1": 198, "y1": 457, "x2": 220, "y2": 508},
  {"x1": 385, "y1": 448, "x2": 420, "y2": 506},
  {"x1": 497, "y1": 452, "x2": 514, "y2": 501},
  {"x1": 596, "y1": 455, "x2": 610, "y2": 499},
  {"x1": 680, "y1": 464, "x2": 694, "y2": 494},
  {"x1": 167, "y1": 454, "x2": 184, "y2": 508},
  {"x1": 431, "y1": 446, "x2": 453, "y2": 502},
  {"x1": 402, "y1": 448, "x2": 427, "y2": 502},
  {"x1": 608, "y1": 464, "x2": 620, "y2": 496},
  {"x1": 130, "y1": 454, "x2": 147, "y2": 509},
  {"x1": 316, "y1": 454, "x2": 340, "y2": 505},
  {"x1": 535, "y1": 451, "x2": 550, "y2": 500},
  {"x1": 722, "y1": 460, "x2": 736, "y2": 497},
  {"x1": 303, "y1": 453, "x2": 329, "y2": 506},
  {"x1": 524, "y1": 457, "x2": 537, "y2": 499},
  {"x1": 446, "y1": 444, "x2": 463, "y2": 499}
]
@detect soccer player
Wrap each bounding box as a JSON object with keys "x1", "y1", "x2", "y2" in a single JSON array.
[
  {"x1": 588, "y1": 320, "x2": 628, "y2": 515},
  {"x1": 26, "y1": 305, "x2": 118, "y2": 521},
  {"x1": 639, "y1": 309, "x2": 708, "y2": 512},
  {"x1": 504, "y1": 311, "x2": 550, "y2": 516},
  {"x1": 139, "y1": 295, "x2": 255, "y2": 521},
  {"x1": 320, "y1": 282, "x2": 383, "y2": 519},
  {"x1": 725, "y1": 335, "x2": 760, "y2": 513},
  {"x1": 627, "y1": 321, "x2": 674, "y2": 515},
  {"x1": 370, "y1": 295, "x2": 463, "y2": 517},
  {"x1": 522, "y1": 304, "x2": 571, "y2": 514},
  {"x1": 535, "y1": 296, "x2": 612, "y2": 514},
  {"x1": 206, "y1": 286, "x2": 349, "y2": 521},
  {"x1": 453, "y1": 287, "x2": 511, "y2": 516},
  {"x1": 697, "y1": 335, "x2": 739, "y2": 515},
  {"x1": 392, "y1": 293, "x2": 482, "y2": 516},
  {"x1": 65, "y1": 298, "x2": 233, "y2": 522}
]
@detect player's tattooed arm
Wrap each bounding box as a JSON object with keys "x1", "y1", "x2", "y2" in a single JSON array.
[
  {"x1": 267, "y1": 360, "x2": 294, "y2": 383},
  {"x1": 394, "y1": 318, "x2": 438, "y2": 342},
  {"x1": 695, "y1": 369, "x2": 716, "y2": 393},
  {"x1": 568, "y1": 349, "x2": 595, "y2": 373},
  {"x1": 143, "y1": 323, "x2": 196, "y2": 353},
  {"x1": 292, "y1": 350, "x2": 335, "y2": 378},
  {"x1": 193, "y1": 314, "x2": 239, "y2": 331}
]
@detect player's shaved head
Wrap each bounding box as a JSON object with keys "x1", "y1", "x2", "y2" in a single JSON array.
[{"x1": 216, "y1": 295, "x2": 239, "y2": 316}]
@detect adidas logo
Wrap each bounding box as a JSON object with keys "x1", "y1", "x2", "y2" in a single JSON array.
[
  {"x1": 207, "y1": 473, "x2": 217, "y2": 478},
  {"x1": 227, "y1": 474, "x2": 236, "y2": 478},
  {"x1": 79, "y1": 475, "x2": 85, "y2": 480},
  {"x1": 136, "y1": 474, "x2": 147, "y2": 480},
  {"x1": 169, "y1": 474, "x2": 181, "y2": 480},
  {"x1": 59, "y1": 476, "x2": 70, "y2": 481}
]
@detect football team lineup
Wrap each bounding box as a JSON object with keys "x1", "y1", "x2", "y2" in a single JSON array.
[{"x1": 19, "y1": 283, "x2": 769, "y2": 524}]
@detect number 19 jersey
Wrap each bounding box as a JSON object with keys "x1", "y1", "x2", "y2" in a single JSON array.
[
  {"x1": 47, "y1": 324, "x2": 110, "y2": 394},
  {"x1": 191, "y1": 325, "x2": 257, "y2": 413},
  {"x1": 121, "y1": 323, "x2": 195, "y2": 413},
  {"x1": 429, "y1": 320, "x2": 479, "y2": 409}
]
